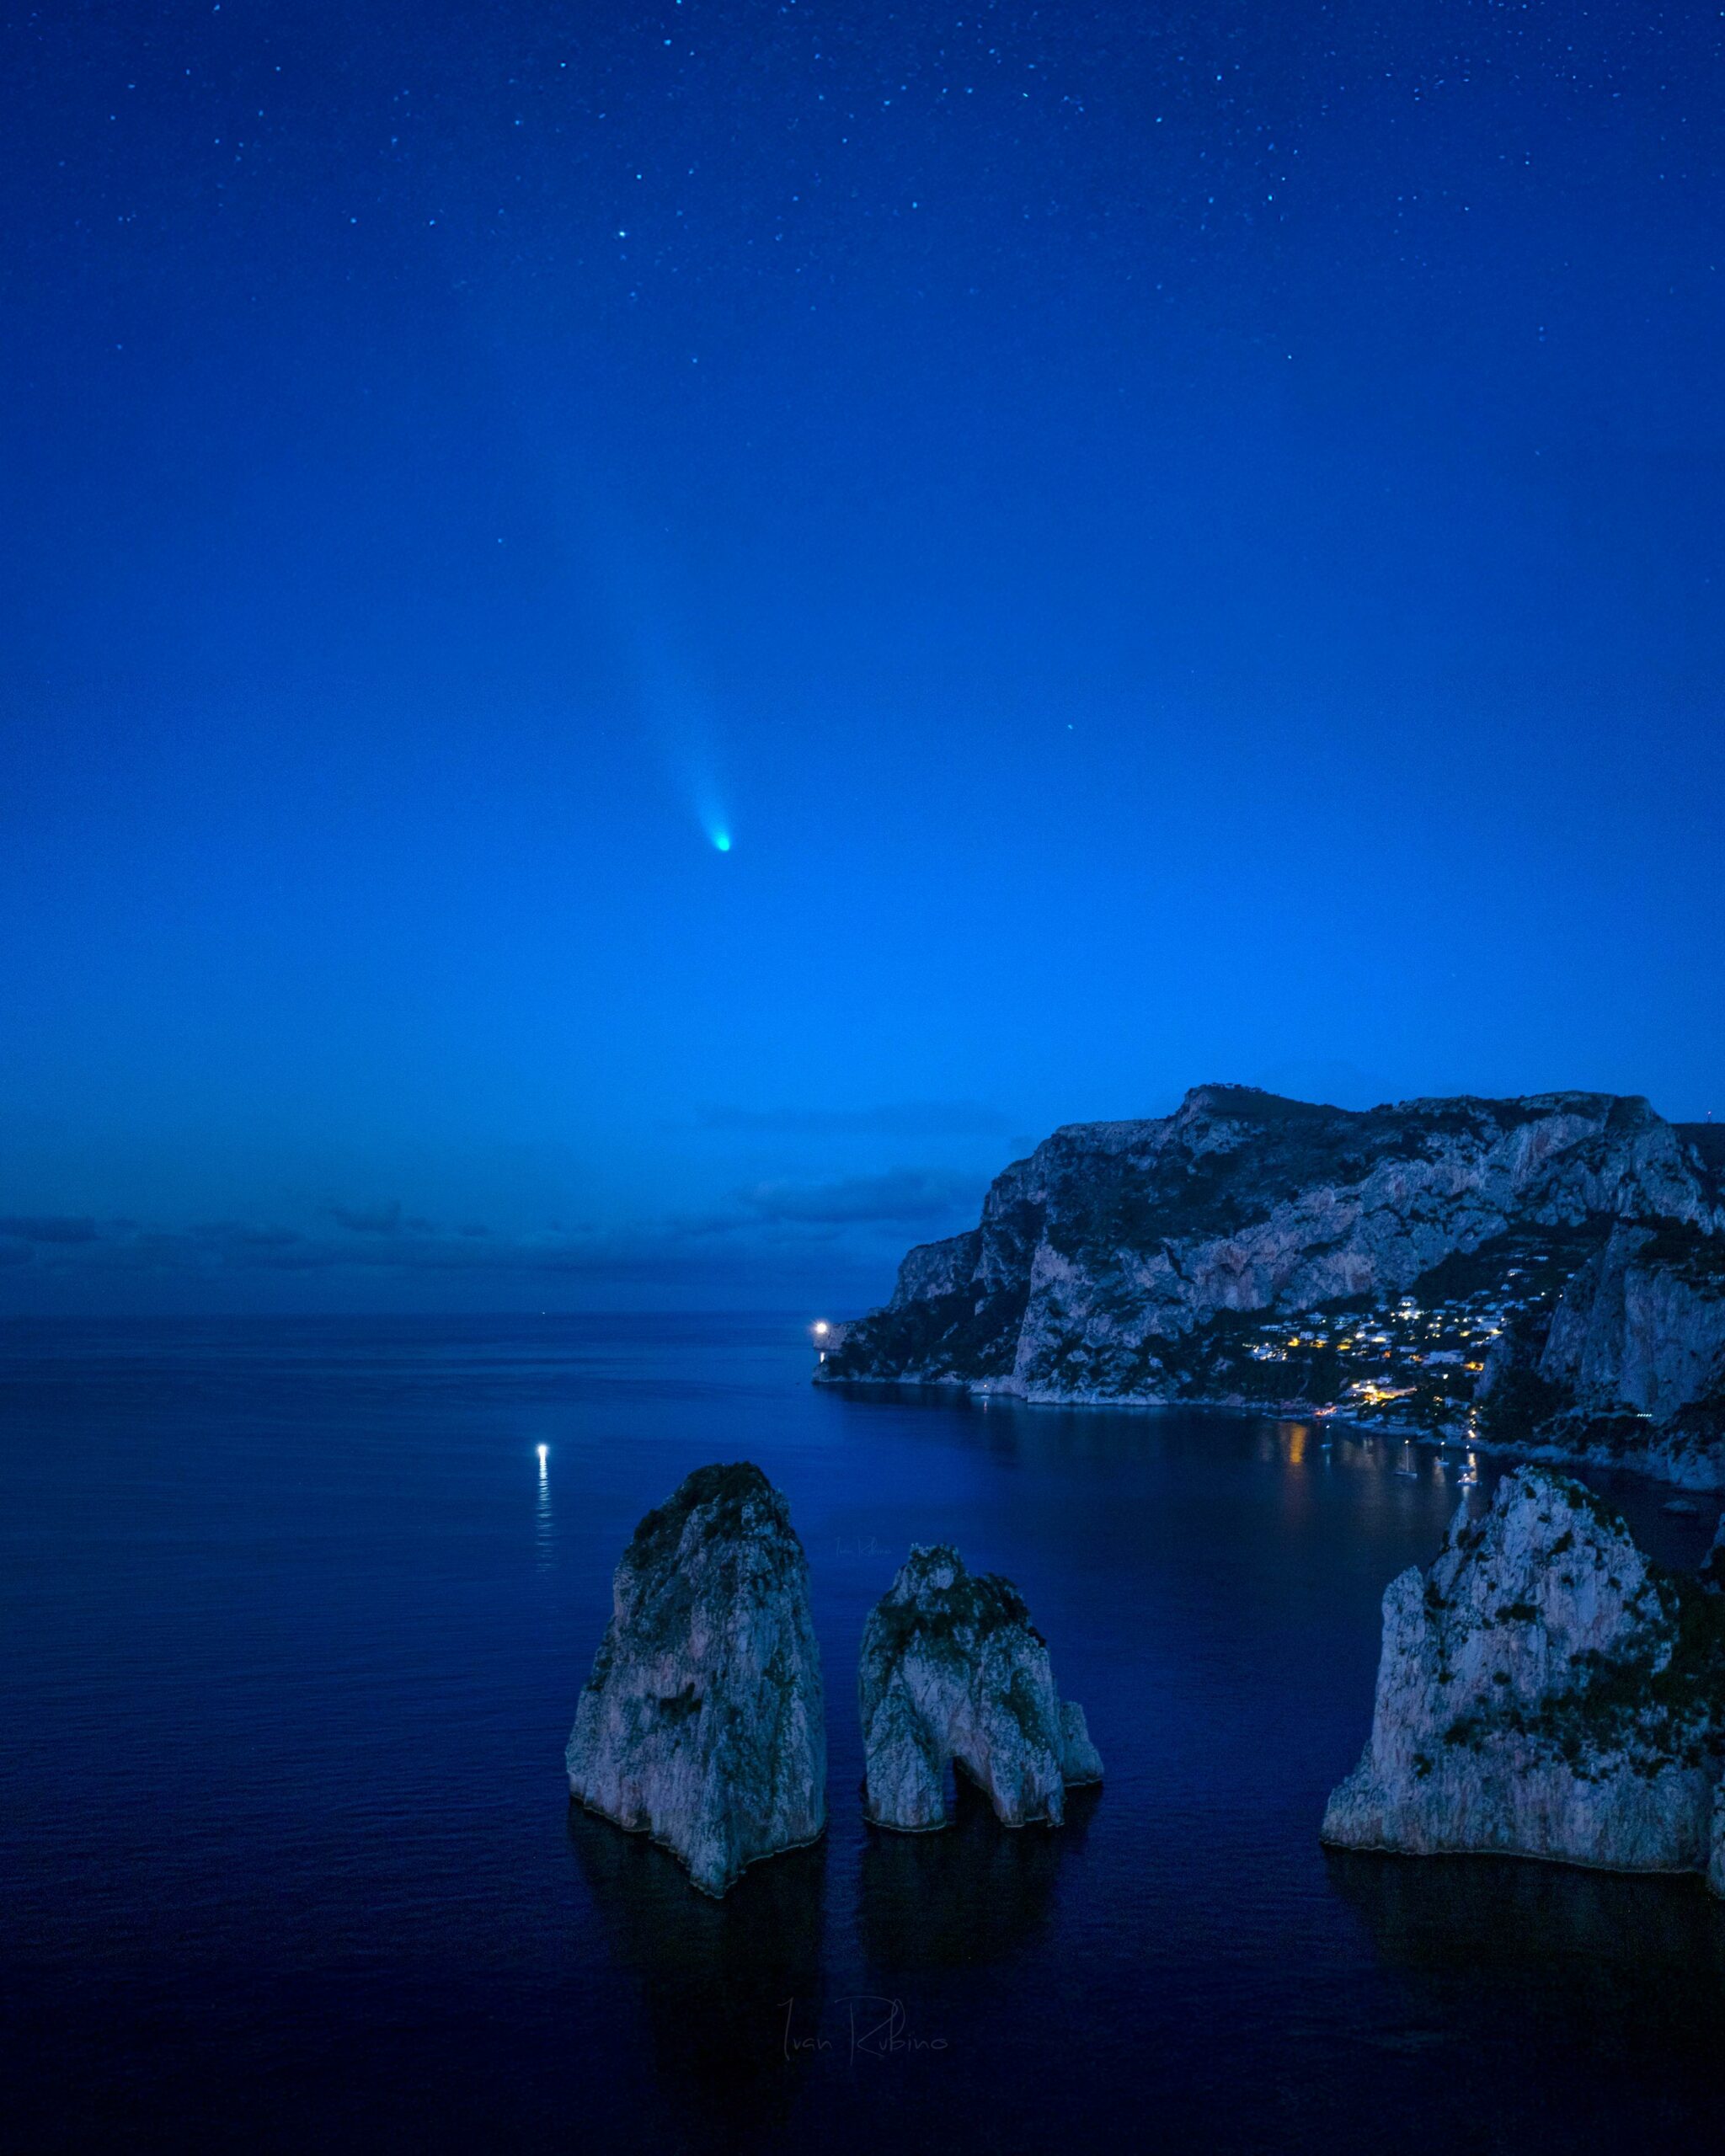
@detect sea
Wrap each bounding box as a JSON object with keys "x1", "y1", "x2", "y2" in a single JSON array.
[{"x1": 3, "y1": 1313, "x2": 1722, "y2": 2154}]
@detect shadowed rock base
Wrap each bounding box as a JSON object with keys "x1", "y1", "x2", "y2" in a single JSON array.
[
  {"x1": 567, "y1": 1803, "x2": 826, "y2": 2139},
  {"x1": 859, "y1": 1771, "x2": 1100, "y2": 1972}
]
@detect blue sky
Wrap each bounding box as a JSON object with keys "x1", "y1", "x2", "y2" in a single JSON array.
[{"x1": 3, "y1": 2, "x2": 1722, "y2": 1310}]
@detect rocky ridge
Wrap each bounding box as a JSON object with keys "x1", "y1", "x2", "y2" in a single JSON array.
[
  {"x1": 1322, "y1": 1466, "x2": 1725, "y2": 1892},
  {"x1": 858, "y1": 1545, "x2": 1102, "y2": 1832},
  {"x1": 819, "y1": 1086, "x2": 1725, "y2": 1486},
  {"x1": 566, "y1": 1462, "x2": 825, "y2": 1897}
]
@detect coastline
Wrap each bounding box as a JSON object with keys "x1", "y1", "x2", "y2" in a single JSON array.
[{"x1": 814, "y1": 1370, "x2": 1725, "y2": 1493}]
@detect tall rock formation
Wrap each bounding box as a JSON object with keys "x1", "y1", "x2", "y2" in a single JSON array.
[
  {"x1": 566, "y1": 1462, "x2": 825, "y2": 1897},
  {"x1": 820, "y1": 1085, "x2": 1725, "y2": 1485},
  {"x1": 1480, "y1": 1219, "x2": 1725, "y2": 1484},
  {"x1": 858, "y1": 1545, "x2": 1102, "y2": 1832},
  {"x1": 1322, "y1": 1467, "x2": 1725, "y2": 1883}
]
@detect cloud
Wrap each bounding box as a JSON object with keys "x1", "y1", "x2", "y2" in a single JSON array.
[
  {"x1": 0, "y1": 1214, "x2": 99, "y2": 1243},
  {"x1": 329, "y1": 1201, "x2": 406, "y2": 1235},
  {"x1": 193, "y1": 1222, "x2": 307, "y2": 1250},
  {"x1": 0, "y1": 1171, "x2": 981, "y2": 1299},
  {"x1": 0, "y1": 1213, "x2": 771, "y2": 1282},
  {"x1": 736, "y1": 1167, "x2": 982, "y2": 1227},
  {"x1": 694, "y1": 1101, "x2": 1012, "y2": 1139}
]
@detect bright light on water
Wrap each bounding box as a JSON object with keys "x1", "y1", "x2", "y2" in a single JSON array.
[{"x1": 535, "y1": 1444, "x2": 553, "y2": 1569}]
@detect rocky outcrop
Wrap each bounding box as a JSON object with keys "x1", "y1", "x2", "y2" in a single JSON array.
[
  {"x1": 858, "y1": 1545, "x2": 1101, "y2": 1832},
  {"x1": 1322, "y1": 1467, "x2": 1725, "y2": 1886},
  {"x1": 1479, "y1": 1220, "x2": 1725, "y2": 1486},
  {"x1": 1705, "y1": 1513, "x2": 1725, "y2": 1597},
  {"x1": 1535, "y1": 1224, "x2": 1725, "y2": 1419},
  {"x1": 1059, "y1": 1699, "x2": 1105, "y2": 1786},
  {"x1": 820, "y1": 1085, "x2": 1725, "y2": 1485},
  {"x1": 566, "y1": 1462, "x2": 825, "y2": 1897}
]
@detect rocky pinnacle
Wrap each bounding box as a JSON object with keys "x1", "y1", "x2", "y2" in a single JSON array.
[
  {"x1": 858, "y1": 1545, "x2": 1103, "y2": 1833},
  {"x1": 565, "y1": 1462, "x2": 826, "y2": 1897}
]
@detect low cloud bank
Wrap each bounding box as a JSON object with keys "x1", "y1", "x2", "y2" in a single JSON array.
[
  {"x1": 0, "y1": 1163, "x2": 985, "y2": 1304},
  {"x1": 694, "y1": 1100, "x2": 1010, "y2": 1139},
  {"x1": 0, "y1": 1214, "x2": 99, "y2": 1244},
  {"x1": 736, "y1": 1167, "x2": 981, "y2": 1225}
]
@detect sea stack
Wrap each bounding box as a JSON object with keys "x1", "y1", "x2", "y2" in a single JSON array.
[
  {"x1": 1322, "y1": 1466, "x2": 1725, "y2": 1881},
  {"x1": 566, "y1": 1461, "x2": 825, "y2": 1897},
  {"x1": 859, "y1": 1545, "x2": 1102, "y2": 1832}
]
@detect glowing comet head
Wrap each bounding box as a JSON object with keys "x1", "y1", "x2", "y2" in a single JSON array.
[{"x1": 695, "y1": 789, "x2": 732, "y2": 854}]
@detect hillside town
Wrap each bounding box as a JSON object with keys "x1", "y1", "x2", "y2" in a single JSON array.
[{"x1": 1224, "y1": 1236, "x2": 1590, "y2": 1438}]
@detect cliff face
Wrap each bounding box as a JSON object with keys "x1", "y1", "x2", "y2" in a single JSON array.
[
  {"x1": 858, "y1": 1545, "x2": 1101, "y2": 1833},
  {"x1": 1322, "y1": 1468, "x2": 1725, "y2": 1886},
  {"x1": 1539, "y1": 1224, "x2": 1725, "y2": 1418},
  {"x1": 1478, "y1": 1220, "x2": 1725, "y2": 1484},
  {"x1": 820, "y1": 1085, "x2": 1725, "y2": 1485},
  {"x1": 566, "y1": 1462, "x2": 826, "y2": 1897}
]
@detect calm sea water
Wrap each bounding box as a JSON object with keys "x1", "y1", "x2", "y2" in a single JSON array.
[{"x1": 3, "y1": 1314, "x2": 1722, "y2": 2155}]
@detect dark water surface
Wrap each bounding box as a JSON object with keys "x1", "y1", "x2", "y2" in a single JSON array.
[{"x1": 3, "y1": 1315, "x2": 1722, "y2": 2154}]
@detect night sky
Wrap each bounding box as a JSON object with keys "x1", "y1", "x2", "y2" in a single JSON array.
[{"x1": 3, "y1": 1, "x2": 1722, "y2": 1311}]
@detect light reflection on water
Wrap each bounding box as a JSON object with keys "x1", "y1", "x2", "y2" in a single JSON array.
[{"x1": 535, "y1": 1443, "x2": 553, "y2": 1571}]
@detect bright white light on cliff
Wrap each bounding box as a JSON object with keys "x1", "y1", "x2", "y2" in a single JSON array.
[{"x1": 813, "y1": 1321, "x2": 829, "y2": 1336}]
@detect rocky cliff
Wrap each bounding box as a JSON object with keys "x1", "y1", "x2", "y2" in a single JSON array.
[
  {"x1": 858, "y1": 1545, "x2": 1101, "y2": 1832},
  {"x1": 1705, "y1": 1513, "x2": 1725, "y2": 1598},
  {"x1": 566, "y1": 1462, "x2": 826, "y2": 1897},
  {"x1": 819, "y1": 1085, "x2": 1725, "y2": 1486},
  {"x1": 1322, "y1": 1467, "x2": 1725, "y2": 1889},
  {"x1": 1479, "y1": 1218, "x2": 1725, "y2": 1486}
]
